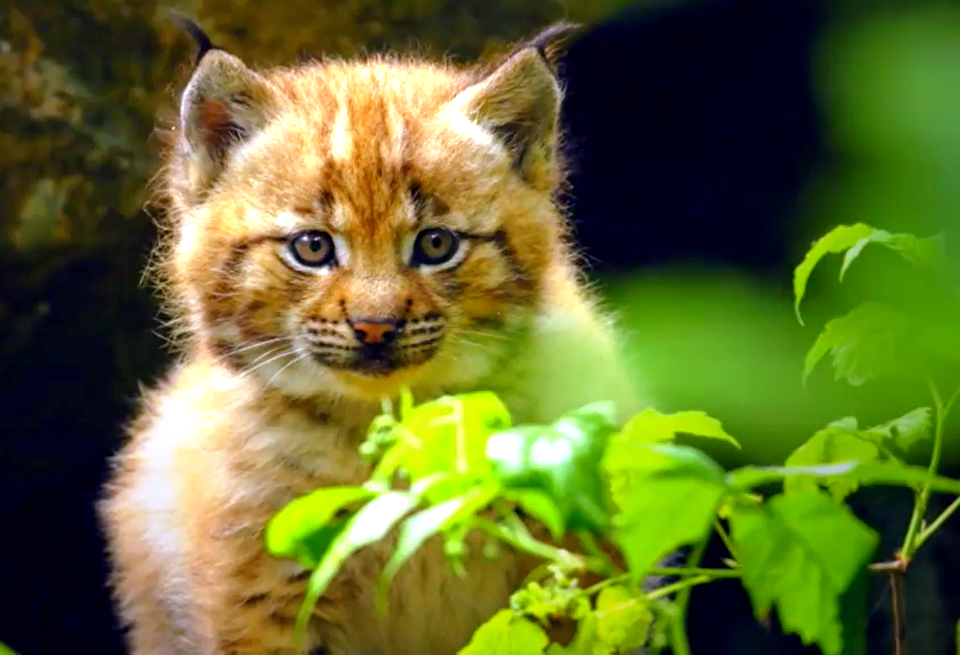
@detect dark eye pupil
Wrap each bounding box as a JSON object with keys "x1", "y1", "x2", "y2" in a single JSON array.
[
  {"x1": 290, "y1": 231, "x2": 334, "y2": 267},
  {"x1": 430, "y1": 234, "x2": 443, "y2": 249}
]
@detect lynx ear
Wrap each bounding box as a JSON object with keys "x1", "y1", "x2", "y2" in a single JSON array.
[
  {"x1": 177, "y1": 49, "x2": 272, "y2": 194},
  {"x1": 448, "y1": 48, "x2": 562, "y2": 189}
]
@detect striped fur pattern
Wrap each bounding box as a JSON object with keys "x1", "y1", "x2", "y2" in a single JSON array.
[{"x1": 100, "y1": 22, "x2": 644, "y2": 655}]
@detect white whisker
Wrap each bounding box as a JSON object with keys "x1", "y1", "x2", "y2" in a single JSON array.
[{"x1": 262, "y1": 351, "x2": 310, "y2": 390}]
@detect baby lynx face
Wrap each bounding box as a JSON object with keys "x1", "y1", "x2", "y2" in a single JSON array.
[{"x1": 166, "y1": 26, "x2": 572, "y2": 400}]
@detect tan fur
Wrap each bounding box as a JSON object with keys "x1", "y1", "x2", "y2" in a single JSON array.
[{"x1": 101, "y1": 28, "x2": 644, "y2": 655}]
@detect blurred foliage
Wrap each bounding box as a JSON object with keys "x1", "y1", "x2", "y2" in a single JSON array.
[{"x1": 601, "y1": 3, "x2": 960, "y2": 469}]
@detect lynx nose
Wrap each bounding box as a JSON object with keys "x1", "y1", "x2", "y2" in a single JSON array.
[{"x1": 348, "y1": 318, "x2": 404, "y2": 346}]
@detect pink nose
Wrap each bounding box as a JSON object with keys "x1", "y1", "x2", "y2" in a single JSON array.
[{"x1": 348, "y1": 319, "x2": 402, "y2": 346}]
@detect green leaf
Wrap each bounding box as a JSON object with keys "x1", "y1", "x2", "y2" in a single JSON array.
[
  {"x1": 620, "y1": 408, "x2": 740, "y2": 449},
  {"x1": 730, "y1": 460, "x2": 960, "y2": 494},
  {"x1": 264, "y1": 486, "x2": 374, "y2": 567},
  {"x1": 793, "y1": 223, "x2": 947, "y2": 323},
  {"x1": 0, "y1": 643, "x2": 17, "y2": 655},
  {"x1": 378, "y1": 482, "x2": 500, "y2": 610},
  {"x1": 840, "y1": 231, "x2": 949, "y2": 281},
  {"x1": 784, "y1": 421, "x2": 879, "y2": 501},
  {"x1": 399, "y1": 392, "x2": 511, "y2": 500},
  {"x1": 794, "y1": 224, "x2": 874, "y2": 323},
  {"x1": 458, "y1": 609, "x2": 550, "y2": 655},
  {"x1": 594, "y1": 585, "x2": 651, "y2": 651},
  {"x1": 730, "y1": 492, "x2": 878, "y2": 655},
  {"x1": 503, "y1": 488, "x2": 566, "y2": 540},
  {"x1": 604, "y1": 442, "x2": 727, "y2": 577},
  {"x1": 295, "y1": 491, "x2": 419, "y2": 642},
  {"x1": 868, "y1": 408, "x2": 932, "y2": 452},
  {"x1": 803, "y1": 302, "x2": 909, "y2": 386},
  {"x1": 487, "y1": 403, "x2": 618, "y2": 533},
  {"x1": 511, "y1": 579, "x2": 590, "y2": 624}
]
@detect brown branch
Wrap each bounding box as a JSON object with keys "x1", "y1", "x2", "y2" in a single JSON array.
[{"x1": 888, "y1": 568, "x2": 908, "y2": 655}]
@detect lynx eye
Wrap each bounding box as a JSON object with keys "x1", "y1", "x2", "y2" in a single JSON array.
[
  {"x1": 412, "y1": 228, "x2": 460, "y2": 267},
  {"x1": 289, "y1": 230, "x2": 335, "y2": 267}
]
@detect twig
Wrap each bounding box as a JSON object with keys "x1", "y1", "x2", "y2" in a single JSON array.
[
  {"x1": 888, "y1": 568, "x2": 908, "y2": 655},
  {"x1": 916, "y1": 495, "x2": 960, "y2": 550}
]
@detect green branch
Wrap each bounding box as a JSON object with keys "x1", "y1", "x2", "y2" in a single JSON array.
[{"x1": 900, "y1": 382, "x2": 959, "y2": 562}]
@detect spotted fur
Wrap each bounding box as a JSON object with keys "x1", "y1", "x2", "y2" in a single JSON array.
[{"x1": 101, "y1": 22, "x2": 645, "y2": 655}]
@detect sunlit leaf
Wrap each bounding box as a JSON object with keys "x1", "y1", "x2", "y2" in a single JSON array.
[
  {"x1": 400, "y1": 392, "x2": 511, "y2": 500},
  {"x1": 731, "y1": 493, "x2": 878, "y2": 655},
  {"x1": 264, "y1": 486, "x2": 374, "y2": 567},
  {"x1": 803, "y1": 302, "x2": 909, "y2": 386},
  {"x1": 604, "y1": 442, "x2": 727, "y2": 577},
  {"x1": 487, "y1": 403, "x2": 618, "y2": 533},
  {"x1": 378, "y1": 483, "x2": 500, "y2": 610},
  {"x1": 784, "y1": 419, "x2": 880, "y2": 501},
  {"x1": 621, "y1": 408, "x2": 740, "y2": 449},
  {"x1": 794, "y1": 224, "x2": 874, "y2": 323},
  {"x1": 458, "y1": 609, "x2": 550, "y2": 655},
  {"x1": 594, "y1": 585, "x2": 651, "y2": 651},
  {"x1": 295, "y1": 492, "x2": 418, "y2": 642}
]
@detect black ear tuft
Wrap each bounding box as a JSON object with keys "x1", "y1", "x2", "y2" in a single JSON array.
[
  {"x1": 169, "y1": 10, "x2": 219, "y2": 65},
  {"x1": 514, "y1": 22, "x2": 583, "y2": 72}
]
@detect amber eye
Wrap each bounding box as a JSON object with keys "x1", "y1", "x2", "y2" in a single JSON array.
[
  {"x1": 412, "y1": 228, "x2": 460, "y2": 267},
  {"x1": 289, "y1": 230, "x2": 335, "y2": 267}
]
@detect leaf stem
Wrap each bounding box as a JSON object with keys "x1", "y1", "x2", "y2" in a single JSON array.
[
  {"x1": 646, "y1": 574, "x2": 713, "y2": 601},
  {"x1": 576, "y1": 530, "x2": 622, "y2": 576},
  {"x1": 714, "y1": 519, "x2": 739, "y2": 561},
  {"x1": 668, "y1": 537, "x2": 709, "y2": 655},
  {"x1": 900, "y1": 382, "x2": 958, "y2": 563},
  {"x1": 916, "y1": 495, "x2": 960, "y2": 550},
  {"x1": 473, "y1": 518, "x2": 596, "y2": 573}
]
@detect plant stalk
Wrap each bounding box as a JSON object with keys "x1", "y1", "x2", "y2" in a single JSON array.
[
  {"x1": 667, "y1": 537, "x2": 709, "y2": 655},
  {"x1": 900, "y1": 382, "x2": 958, "y2": 563}
]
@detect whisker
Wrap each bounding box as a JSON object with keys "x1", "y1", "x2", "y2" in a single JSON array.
[
  {"x1": 237, "y1": 348, "x2": 297, "y2": 379},
  {"x1": 222, "y1": 336, "x2": 290, "y2": 359},
  {"x1": 262, "y1": 351, "x2": 310, "y2": 390}
]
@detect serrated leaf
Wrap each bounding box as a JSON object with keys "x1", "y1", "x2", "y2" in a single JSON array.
[
  {"x1": 840, "y1": 231, "x2": 949, "y2": 281},
  {"x1": 504, "y1": 488, "x2": 566, "y2": 540},
  {"x1": 621, "y1": 409, "x2": 740, "y2": 449},
  {"x1": 794, "y1": 224, "x2": 875, "y2": 323},
  {"x1": 378, "y1": 483, "x2": 500, "y2": 610},
  {"x1": 794, "y1": 224, "x2": 947, "y2": 323},
  {"x1": 458, "y1": 610, "x2": 550, "y2": 655},
  {"x1": 729, "y1": 460, "x2": 960, "y2": 494},
  {"x1": 803, "y1": 302, "x2": 909, "y2": 386},
  {"x1": 603, "y1": 442, "x2": 727, "y2": 577},
  {"x1": 594, "y1": 585, "x2": 651, "y2": 651},
  {"x1": 784, "y1": 425, "x2": 880, "y2": 501},
  {"x1": 264, "y1": 486, "x2": 374, "y2": 566},
  {"x1": 295, "y1": 492, "x2": 418, "y2": 642},
  {"x1": 731, "y1": 493, "x2": 878, "y2": 655},
  {"x1": 868, "y1": 408, "x2": 932, "y2": 452}
]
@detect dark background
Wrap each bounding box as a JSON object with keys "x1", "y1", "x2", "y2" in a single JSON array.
[{"x1": 2, "y1": 0, "x2": 960, "y2": 652}]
